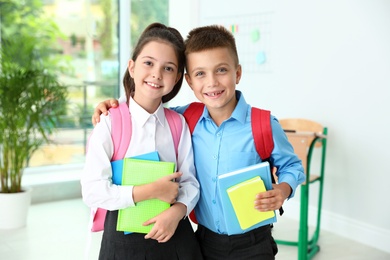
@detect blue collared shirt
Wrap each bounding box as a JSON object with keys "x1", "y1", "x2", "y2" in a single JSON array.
[{"x1": 173, "y1": 90, "x2": 305, "y2": 234}]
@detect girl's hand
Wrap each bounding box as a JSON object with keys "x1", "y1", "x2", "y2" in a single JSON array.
[
  {"x1": 153, "y1": 172, "x2": 182, "y2": 203},
  {"x1": 144, "y1": 203, "x2": 186, "y2": 243},
  {"x1": 132, "y1": 172, "x2": 182, "y2": 204}
]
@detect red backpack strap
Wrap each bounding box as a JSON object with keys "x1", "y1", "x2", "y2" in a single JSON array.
[
  {"x1": 251, "y1": 107, "x2": 274, "y2": 160},
  {"x1": 251, "y1": 107, "x2": 284, "y2": 216},
  {"x1": 110, "y1": 102, "x2": 132, "y2": 161},
  {"x1": 164, "y1": 108, "x2": 182, "y2": 158},
  {"x1": 183, "y1": 102, "x2": 204, "y2": 134}
]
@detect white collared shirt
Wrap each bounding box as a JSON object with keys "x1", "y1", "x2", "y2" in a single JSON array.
[{"x1": 81, "y1": 97, "x2": 199, "y2": 216}]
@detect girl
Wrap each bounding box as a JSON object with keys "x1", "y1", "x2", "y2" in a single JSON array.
[{"x1": 81, "y1": 23, "x2": 202, "y2": 260}]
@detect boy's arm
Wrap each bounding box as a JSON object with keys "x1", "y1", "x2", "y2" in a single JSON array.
[
  {"x1": 92, "y1": 98, "x2": 119, "y2": 126},
  {"x1": 270, "y1": 117, "x2": 306, "y2": 197},
  {"x1": 254, "y1": 116, "x2": 305, "y2": 212}
]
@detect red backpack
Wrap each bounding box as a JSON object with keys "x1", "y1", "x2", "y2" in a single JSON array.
[
  {"x1": 89, "y1": 103, "x2": 183, "y2": 232},
  {"x1": 182, "y1": 102, "x2": 282, "y2": 224}
]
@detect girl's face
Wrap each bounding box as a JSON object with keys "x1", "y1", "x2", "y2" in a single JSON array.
[{"x1": 128, "y1": 41, "x2": 181, "y2": 112}]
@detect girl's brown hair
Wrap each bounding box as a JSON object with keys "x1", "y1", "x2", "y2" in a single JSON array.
[{"x1": 122, "y1": 23, "x2": 185, "y2": 103}]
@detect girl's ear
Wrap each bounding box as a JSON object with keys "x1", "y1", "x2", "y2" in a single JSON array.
[
  {"x1": 128, "y1": 60, "x2": 135, "y2": 78},
  {"x1": 175, "y1": 72, "x2": 182, "y2": 84}
]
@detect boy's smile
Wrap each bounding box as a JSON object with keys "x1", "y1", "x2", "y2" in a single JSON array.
[{"x1": 185, "y1": 47, "x2": 242, "y2": 124}]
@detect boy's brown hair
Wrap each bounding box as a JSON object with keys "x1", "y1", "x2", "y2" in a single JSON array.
[{"x1": 184, "y1": 25, "x2": 239, "y2": 66}]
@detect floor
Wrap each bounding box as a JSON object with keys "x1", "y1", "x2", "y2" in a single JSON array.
[{"x1": 0, "y1": 198, "x2": 389, "y2": 260}]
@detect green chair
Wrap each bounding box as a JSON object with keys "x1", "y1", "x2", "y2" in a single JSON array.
[{"x1": 276, "y1": 118, "x2": 328, "y2": 260}]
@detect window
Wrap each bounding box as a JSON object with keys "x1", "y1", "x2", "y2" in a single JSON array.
[
  {"x1": 26, "y1": 0, "x2": 120, "y2": 168},
  {"x1": 0, "y1": 0, "x2": 169, "y2": 170}
]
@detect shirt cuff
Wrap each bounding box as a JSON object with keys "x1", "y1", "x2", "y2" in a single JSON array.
[
  {"x1": 119, "y1": 185, "x2": 135, "y2": 207},
  {"x1": 278, "y1": 174, "x2": 299, "y2": 199}
]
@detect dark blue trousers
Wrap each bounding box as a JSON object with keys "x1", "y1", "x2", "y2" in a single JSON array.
[{"x1": 195, "y1": 224, "x2": 278, "y2": 260}]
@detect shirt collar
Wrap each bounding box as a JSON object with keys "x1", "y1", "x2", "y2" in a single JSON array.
[
  {"x1": 202, "y1": 90, "x2": 249, "y2": 125},
  {"x1": 231, "y1": 90, "x2": 248, "y2": 124},
  {"x1": 129, "y1": 96, "x2": 165, "y2": 127}
]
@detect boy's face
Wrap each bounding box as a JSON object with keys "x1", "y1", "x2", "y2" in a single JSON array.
[{"x1": 185, "y1": 47, "x2": 242, "y2": 115}]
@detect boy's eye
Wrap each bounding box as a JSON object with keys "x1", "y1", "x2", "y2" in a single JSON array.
[{"x1": 217, "y1": 67, "x2": 227, "y2": 73}]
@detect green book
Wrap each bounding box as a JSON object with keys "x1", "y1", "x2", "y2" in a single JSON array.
[{"x1": 116, "y1": 158, "x2": 176, "y2": 234}]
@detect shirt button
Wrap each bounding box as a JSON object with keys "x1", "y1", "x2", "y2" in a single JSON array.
[
  {"x1": 212, "y1": 200, "x2": 216, "y2": 204},
  {"x1": 212, "y1": 177, "x2": 216, "y2": 182},
  {"x1": 213, "y1": 155, "x2": 217, "y2": 160}
]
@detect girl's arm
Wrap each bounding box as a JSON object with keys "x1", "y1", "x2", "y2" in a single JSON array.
[
  {"x1": 172, "y1": 114, "x2": 200, "y2": 216},
  {"x1": 81, "y1": 113, "x2": 135, "y2": 210},
  {"x1": 142, "y1": 114, "x2": 200, "y2": 243}
]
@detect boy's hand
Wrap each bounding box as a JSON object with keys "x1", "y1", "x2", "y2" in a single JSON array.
[
  {"x1": 91, "y1": 99, "x2": 119, "y2": 126},
  {"x1": 144, "y1": 203, "x2": 186, "y2": 243},
  {"x1": 254, "y1": 182, "x2": 292, "y2": 212}
]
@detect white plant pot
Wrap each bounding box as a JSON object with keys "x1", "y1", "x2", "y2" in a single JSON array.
[{"x1": 0, "y1": 188, "x2": 32, "y2": 230}]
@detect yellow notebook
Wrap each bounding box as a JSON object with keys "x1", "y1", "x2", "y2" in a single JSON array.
[
  {"x1": 227, "y1": 176, "x2": 275, "y2": 230},
  {"x1": 116, "y1": 158, "x2": 175, "y2": 234}
]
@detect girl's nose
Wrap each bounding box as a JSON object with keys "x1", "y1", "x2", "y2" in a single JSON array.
[{"x1": 152, "y1": 69, "x2": 162, "y2": 80}]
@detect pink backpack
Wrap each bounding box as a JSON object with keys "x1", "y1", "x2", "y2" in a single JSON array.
[{"x1": 90, "y1": 103, "x2": 183, "y2": 232}]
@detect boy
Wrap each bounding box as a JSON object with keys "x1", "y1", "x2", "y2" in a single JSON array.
[{"x1": 93, "y1": 25, "x2": 305, "y2": 259}]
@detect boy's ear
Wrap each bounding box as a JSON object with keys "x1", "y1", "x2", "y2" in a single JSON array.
[
  {"x1": 128, "y1": 60, "x2": 135, "y2": 78},
  {"x1": 236, "y1": 64, "x2": 242, "y2": 84},
  {"x1": 185, "y1": 73, "x2": 193, "y2": 90}
]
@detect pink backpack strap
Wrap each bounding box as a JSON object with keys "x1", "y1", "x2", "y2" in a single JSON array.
[
  {"x1": 110, "y1": 103, "x2": 132, "y2": 161},
  {"x1": 164, "y1": 108, "x2": 182, "y2": 158},
  {"x1": 91, "y1": 103, "x2": 131, "y2": 232}
]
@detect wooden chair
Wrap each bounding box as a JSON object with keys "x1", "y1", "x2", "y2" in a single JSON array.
[{"x1": 275, "y1": 118, "x2": 328, "y2": 260}]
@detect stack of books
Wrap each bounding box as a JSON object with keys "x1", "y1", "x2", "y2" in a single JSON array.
[
  {"x1": 112, "y1": 151, "x2": 175, "y2": 234},
  {"x1": 217, "y1": 161, "x2": 277, "y2": 235}
]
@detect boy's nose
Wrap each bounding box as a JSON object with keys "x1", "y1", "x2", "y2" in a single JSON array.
[{"x1": 206, "y1": 74, "x2": 218, "y2": 87}]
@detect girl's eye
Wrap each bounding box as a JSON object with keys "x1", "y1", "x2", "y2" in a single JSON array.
[
  {"x1": 195, "y1": 71, "x2": 204, "y2": 77},
  {"x1": 165, "y1": 66, "x2": 174, "y2": 72},
  {"x1": 144, "y1": 61, "x2": 152, "y2": 66}
]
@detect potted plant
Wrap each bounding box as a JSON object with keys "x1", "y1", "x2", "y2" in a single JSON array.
[
  {"x1": 0, "y1": 36, "x2": 68, "y2": 229},
  {"x1": 0, "y1": 0, "x2": 69, "y2": 229}
]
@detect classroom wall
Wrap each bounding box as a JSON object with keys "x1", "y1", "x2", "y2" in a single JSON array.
[{"x1": 170, "y1": 0, "x2": 390, "y2": 253}]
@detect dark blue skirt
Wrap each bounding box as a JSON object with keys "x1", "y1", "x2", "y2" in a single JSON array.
[{"x1": 98, "y1": 210, "x2": 203, "y2": 260}]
